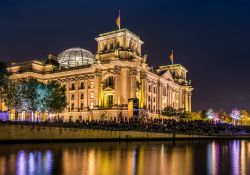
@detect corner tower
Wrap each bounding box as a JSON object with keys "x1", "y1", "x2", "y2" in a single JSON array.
[{"x1": 95, "y1": 28, "x2": 144, "y2": 62}]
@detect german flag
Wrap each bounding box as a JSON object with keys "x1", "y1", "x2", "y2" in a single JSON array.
[
  {"x1": 116, "y1": 10, "x2": 121, "y2": 30},
  {"x1": 169, "y1": 49, "x2": 174, "y2": 64}
]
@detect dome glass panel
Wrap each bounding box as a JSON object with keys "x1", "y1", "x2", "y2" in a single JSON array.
[{"x1": 57, "y1": 48, "x2": 95, "y2": 68}]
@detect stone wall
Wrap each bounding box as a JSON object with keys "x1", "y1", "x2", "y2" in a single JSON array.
[{"x1": 0, "y1": 123, "x2": 212, "y2": 141}]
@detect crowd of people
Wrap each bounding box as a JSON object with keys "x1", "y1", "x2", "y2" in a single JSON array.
[{"x1": 1, "y1": 117, "x2": 248, "y2": 136}]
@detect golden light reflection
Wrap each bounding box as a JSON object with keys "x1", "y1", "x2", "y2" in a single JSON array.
[
  {"x1": 241, "y1": 141, "x2": 246, "y2": 175},
  {"x1": 0, "y1": 141, "x2": 249, "y2": 175}
]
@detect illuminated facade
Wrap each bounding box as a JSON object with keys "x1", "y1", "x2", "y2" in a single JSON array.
[{"x1": 3, "y1": 28, "x2": 193, "y2": 121}]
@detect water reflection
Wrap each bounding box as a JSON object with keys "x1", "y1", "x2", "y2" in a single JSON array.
[{"x1": 0, "y1": 140, "x2": 249, "y2": 175}]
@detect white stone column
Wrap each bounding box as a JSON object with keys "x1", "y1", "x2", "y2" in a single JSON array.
[
  {"x1": 179, "y1": 90, "x2": 182, "y2": 109},
  {"x1": 121, "y1": 68, "x2": 128, "y2": 105},
  {"x1": 114, "y1": 66, "x2": 121, "y2": 107},
  {"x1": 94, "y1": 70, "x2": 102, "y2": 108},
  {"x1": 140, "y1": 71, "x2": 147, "y2": 109},
  {"x1": 75, "y1": 78, "x2": 79, "y2": 112},
  {"x1": 129, "y1": 69, "x2": 137, "y2": 99},
  {"x1": 167, "y1": 85, "x2": 169, "y2": 107},
  {"x1": 84, "y1": 77, "x2": 89, "y2": 109},
  {"x1": 66, "y1": 79, "x2": 70, "y2": 112},
  {"x1": 168, "y1": 86, "x2": 173, "y2": 107},
  {"x1": 188, "y1": 94, "x2": 191, "y2": 112},
  {"x1": 184, "y1": 92, "x2": 189, "y2": 112},
  {"x1": 114, "y1": 74, "x2": 119, "y2": 106},
  {"x1": 158, "y1": 84, "x2": 162, "y2": 114}
]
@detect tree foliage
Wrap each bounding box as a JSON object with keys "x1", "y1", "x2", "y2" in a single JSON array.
[
  {"x1": 162, "y1": 106, "x2": 188, "y2": 118},
  {"x1": 230, "y1": 108, "x2": 241, "y2": 120},
  {"x1": 46, "y1": 80, "x2": 67, "y2": 113},
  {"x1": 2, "y1": 77, "x2": 66, "y2": 114}
]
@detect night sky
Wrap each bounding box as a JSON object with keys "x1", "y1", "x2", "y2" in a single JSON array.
[{"x1": 1, "y1": 0, "x2": 250, "y2": 112}]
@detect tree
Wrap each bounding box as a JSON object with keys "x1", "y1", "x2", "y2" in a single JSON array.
[
  {"x1": 45, "y1": 80, "x2": 67, "y2": 115},
  {"x1": 3, "y1": 77, "x2": 42, "y2": 121},
  {"x1": 206, "y1": 108, "x2": 215, "y2": 120},
  {"x1": 3, "y1": 80, "x2": 24, "y2": 112},
  {"x1": 230, "y1": 108, "x2": 241, "y2": 125},
  {"x1": 240, "y1": 110, "x2": 250, "y2": 125},
  {"x1": 200, "y1": 110, "x2": 207, "y2": 119},
  {"x1": 187, "y1": 111, "x2": 202, "y2": 120},
  {"x1": 162, "y1": 106, "x2": 177, "y2": 116},
  {"x1": 3, "y1": 77, "x2": 67, "y2": 121},
  {"x1": 218, "y1": 110, "x2": 231, "y2": 123}
]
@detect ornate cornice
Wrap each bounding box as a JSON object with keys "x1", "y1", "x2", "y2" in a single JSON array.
[
  {"x1": 113, "y1": 65, "x2": 121, "y2": 74},
  {"x1": 129, "y1": 67, "x2": 137, "y2": 76}
]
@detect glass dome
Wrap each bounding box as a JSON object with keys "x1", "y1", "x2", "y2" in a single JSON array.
[{"x1": 57, "y1": 48, "x2": 95, "y2": 68}]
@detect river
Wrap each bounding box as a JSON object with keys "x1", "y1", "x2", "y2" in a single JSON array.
[{"x1": 0, "y1": 140, "x2": 249, "y2": 175}]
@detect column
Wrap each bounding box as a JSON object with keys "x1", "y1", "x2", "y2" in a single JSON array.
[
  {"x1": 188, "y1": 94, "x2": 192, "y2": 112},
  {"x1": 114, "y1": 66, "x2": 121, "y2": 107},
  {"x1": 130, "y1": 75, "x2": 136, "y2": 98},
  {"x1": 179, "y1": 90, "x2": 182, "y2": 109},
  {"x1": 114, "y1": 73, "x2": 120, "y2": 106},
  {"x1": 94, "y1": 71, "x2": 102, "y2": 108},
  {"x1": 140, "y1": 71, "x2": 147, "y2": 109},
  {"x1": 75, "y1": 78, "x2": 79, "y2": 112},
  {"x1": 66, "y1": 79, "x2": 70, "y2": 112},
  {"x1": 184, "y1": 92, "x2": 189, "y2": 112},
  {"x1": 121, "y1": 68, "x2": 128, "y2": 105},
  {"x1": 84, "y1": 77, "x2": 89, "y2": 109},
  {"x1": 167, "y1": 85, "x2": 170, "y2": 107},
  {"x1": 168, "y1": 86, "x2": 172, "y2": 107},
  {"x1": 129, "y1": 68, "x2": 137, "y2": 98},
  {"x1": 157, "y1": 84, "x2": 162, "y2": 114},
  {"x1": 100, "y1": 82, "x2": 104, "y2": 107}
]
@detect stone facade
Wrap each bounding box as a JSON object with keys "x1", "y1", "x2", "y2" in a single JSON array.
[{"x1": 2, "y1": 28, "x2": 193, "y2": 121}]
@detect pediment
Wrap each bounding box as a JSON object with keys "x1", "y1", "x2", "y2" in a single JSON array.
[
  {"x1": 161, "y1": 71, "x2": 174, "y2": 82},
  {"x1": 103, "y1": 87, "x2": 114, "y2": 91}
]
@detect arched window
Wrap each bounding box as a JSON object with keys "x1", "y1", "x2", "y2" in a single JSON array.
[{"x1": 104, "y1": 76, "x2": 114, "y2": 89}]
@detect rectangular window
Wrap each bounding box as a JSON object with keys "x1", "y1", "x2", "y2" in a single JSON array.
[
  {"x1": 80, "y1": 82, "x2": 84, "y2": 89},
  {"x1": 71, "y1": 103, "x2": 74, "y2": 110},
  {"x1": 90, "y1": 82, "x2": 94, "y2": 89},
  {"x1": 154, "y1": 87, "x2": 156, "y2": 93},
  {"x1": 148, "y1": 85, "x2": 151, "y2": 92},
  {"x1": 108, "y1": 95, "x2": 113, "y2": 107},
  {"x1": 90, "y1": 92, "x2": 94, "y2": 99},
  {"x1": 71, "y1": 94, "x2": 74, "y2": 100},
  {"x1": 90, "y1": 102, "x2": 94, "y2": 109},
  {"x1": 80, "y1": 93, "x2": 84, "y2": 100},
  {"x1": 71, "y1": 83, "x2": 75, "y2": 90},
  {"x1": 148, "y1": 96, "x2": 151, "y2": 101},
  {"x1": 80, "y1": 103, "x2": 84, "y2": 110}
]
